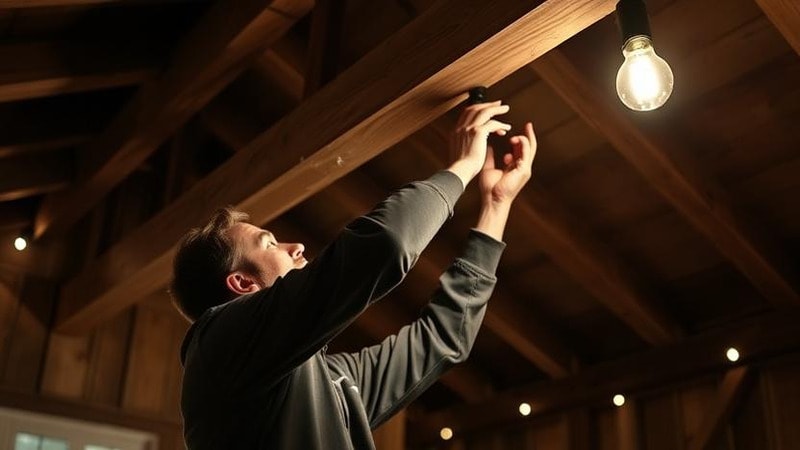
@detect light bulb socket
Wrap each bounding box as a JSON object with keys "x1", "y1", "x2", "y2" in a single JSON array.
[
  {"x1": 616, "y1": 0, "x2": 651, "y2": 45},
  {"x1": 467, "y1": 86, "x2": 488, "y2": 105}
]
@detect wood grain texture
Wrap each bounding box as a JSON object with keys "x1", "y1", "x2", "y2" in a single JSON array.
[
  {"x1": 687, "y1": 366, "x2": 753, "y2": 450},
  {"x1": 0, "y1": 41, "x2": 157, "y2": 103},
  {"x1": 55, "y1": 0, "x2": 618, "y2": 334},
  {"x1": 33, "y1": 0, "x2": 314, "y2": 240},
  {"x1": 755, "y1": 0, "x2": 800, "y2": 55}
]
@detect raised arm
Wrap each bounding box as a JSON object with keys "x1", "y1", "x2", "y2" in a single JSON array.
[
  {"x1": 326, "y1": 118, "x2": 538, "y2": 427},
  {"x1": 193, "y1": 102, "x2": 516, "y2": 389}
]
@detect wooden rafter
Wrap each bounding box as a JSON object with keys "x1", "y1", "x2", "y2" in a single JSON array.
[
  {"x1": 32, "y1": 0, "x2": 314, "y2": 240},
  {"x1": 686, "y1": 366, "x2": 753, "y2": 450},
  {"x1": 408, "y1": 309, "x2": 800, "y2": 446},
  {"x1": 532, "y1": 50, "x2": 799, "y2": 306},
  {"x1": 0, "y1": 152, "x2": 73, "y2": 202},
  {"x1": 54, "y1": 0, "x2": 619, "y2": 334},
  {"x1": 0, "y1": 42, "x2": 157, "y2": 104},
  {"x1": 617, "y1": 400, "x2": 639, "y2": 450},
  {"x1": 303, "y1": 0, "x2": 345, "y2": 97},
  {"x1": 755, "y1": 0, "x2": 800, "y2": 55}
]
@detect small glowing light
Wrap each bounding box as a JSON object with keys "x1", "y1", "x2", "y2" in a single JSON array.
[
  {"x1": 613, "y1": 394, "x2": 626, "y2": 407},
  {"x1": 14, "y1": 237, "x2": 27, "y2": 251},
  {"x1": 519, "y1": 402, "x2": 532, "y2": 416},
  {"x1": 440, "y1": 427, "x2": 454, "y2": 441},
  {"x1": 726, "y1": 347, "x2": 740, "y2": 362}
]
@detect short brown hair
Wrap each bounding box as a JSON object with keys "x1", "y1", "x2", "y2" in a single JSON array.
[{"x1": 170, "y1": 208, "x2": 252, "y2": 322}]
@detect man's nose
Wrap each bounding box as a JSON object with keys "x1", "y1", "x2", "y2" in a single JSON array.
[{"x1": 287, "y1": 243, "x2": 305, "y2": 259}]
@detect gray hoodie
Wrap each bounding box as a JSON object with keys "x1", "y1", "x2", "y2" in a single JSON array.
[{"x1": 180, "y1": 171, "x2": 504, "y2": 449}]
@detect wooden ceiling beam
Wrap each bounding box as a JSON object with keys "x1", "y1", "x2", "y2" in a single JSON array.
[
  {"x1": 303, "y1": 0, "x2": 344, "y2": 97},
  {"x1": 0, "y1": 42, "x2": 157, "y2": 104},
  {"x1": 408, "y1": 309, "x2": 800, "y2": 446},
  {"x1": 686, "y1": 366, "x2": 753, "y2": 450},
  {"x1": 532, "y1": 50, "x2": 799, "y2": 306},
  {"x1": 54, "y1": 0, "x2": 618, "y2": 334},
  {"x1": 0, "y1": 152, "x2": 73, "y2": 202},
  {"x1": 32, "y1": 0, "x2": 314, "y2": 240},
  {"x1": 0, "y1": 94, "x2": 111, "y2": 159},
  {"x1": 754, "y1": 0, "x2": 800, "y2": 55}
]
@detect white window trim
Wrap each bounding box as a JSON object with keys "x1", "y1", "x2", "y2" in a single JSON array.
[{"x1": 0, "y1": 406, "x2": 157, "y2": 450}]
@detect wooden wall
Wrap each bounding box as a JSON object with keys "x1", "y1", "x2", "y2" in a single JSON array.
[
  {"x1": 0, "y1": 271, "x2": 187, "y2": 450},
  {"x1": 431, "y1": 354, "x2": 800, "y2": 450}
]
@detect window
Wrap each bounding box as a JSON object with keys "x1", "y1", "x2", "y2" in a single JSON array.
[{"x1": 0, "y1": 407, "x2": 155, "y2": 450}]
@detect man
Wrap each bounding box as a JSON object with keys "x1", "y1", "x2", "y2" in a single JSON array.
[{"x1": 171, "y1": 99, "x2": 536, "y2": 449}]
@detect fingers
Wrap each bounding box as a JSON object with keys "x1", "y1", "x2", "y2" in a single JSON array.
[
  {"x1": 457, "y1": 100, "x2": 506, "y2": 128},
  {"x1": 483, "y1": 145, "x2": 496, "y2": 170},
  {"x1": 479, "y1": 119, "x2": 512, "y2": 137},
  {"x1": 525, "y1": 122, "x2": 537, "y2": 164}
]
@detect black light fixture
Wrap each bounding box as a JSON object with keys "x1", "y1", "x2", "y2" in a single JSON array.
[{"x1": 615, "y1": 0, "x2": 674, "y2": 111}]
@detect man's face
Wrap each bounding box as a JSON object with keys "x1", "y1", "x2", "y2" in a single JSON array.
[{"x1": 227, "y1": 222, "x2": 307, "y2": 288}]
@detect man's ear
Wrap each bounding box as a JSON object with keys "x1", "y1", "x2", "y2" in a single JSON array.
[{"x1": 225, "y1": 272, "x2": 261, "y2": 295}]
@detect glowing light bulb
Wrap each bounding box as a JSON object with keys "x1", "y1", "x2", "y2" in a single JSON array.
[
  {"x1": 726, "y1": 347, "x2": 740, "y2": 362},
  {"x1": 613, "y1": 394, "x2": 626, "y2": 407},
  {"x1": 616, "y1": 36, "x2": 674, "y2": 111},
  {"x1": 440, "y1": 427, "x2": 453, "y2": 441},
  {"x1": 519, "y1": 402, "x2": 532, "y2": 416},
  {"x1": 14, "y1": 237, "x2": 27, "y2": 251}
]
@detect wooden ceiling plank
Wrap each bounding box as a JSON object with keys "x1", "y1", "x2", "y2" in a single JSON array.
[
  {"x1": 754, "y1": 0, "x2": 800, "y2": 55},
  {"x1": 0, "y1": 41, "x2": 158, "y2": 103},
  {"x1": 32, "y1": 0, "x2": 314, "y2": 240},
  {"x1": 532, "y1": 50, "x2": 799, "y2": 306},
  {"x1": 686, "y1": 366, "x2": 753, "y2": 450},
  {"x1": 0, "y1": 152, "x2": 73, "y2": 202},
  {"x1": 54, "y1": 0, "x2": 619, "y2": 334},
  {"x1": 408, "y1": 309, "x2": 800, "y2": 446},
  {"x1": 0, "y1": 135, "x2": 92, "y2": 160},
  {"x1": 303, "y1": 0, "x2": 345, "y2": 97},
  {"x1": 0, "y1": 70, "x2": 156, "y2": 104}
]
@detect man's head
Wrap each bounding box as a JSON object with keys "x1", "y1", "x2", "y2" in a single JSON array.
[{"x1": 170, "y1": 208, "x2": 306, "y2": 322}]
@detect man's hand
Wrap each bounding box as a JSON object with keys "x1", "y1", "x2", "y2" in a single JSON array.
[
  {"x1": 479, "y1": 121, "x2": 536, "y2": 206},
  {"x1": 473, "y1": 121, "x2": 536, "y2": 242},
  {"x1": 447, "y1": 101, "x2": 512, "y2": 188}
]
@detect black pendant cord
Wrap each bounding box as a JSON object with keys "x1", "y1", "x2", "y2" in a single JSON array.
[{"x1": 616, "y1": 0, "x2": 652, "y2": 44}]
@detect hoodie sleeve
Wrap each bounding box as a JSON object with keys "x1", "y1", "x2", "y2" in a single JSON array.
[
  {"x1": 194, "y1": 171, "x2": 466, "y2": 392},
  {"x1": 326, "y1": 230, "x2": 505, "y2": 428}
]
